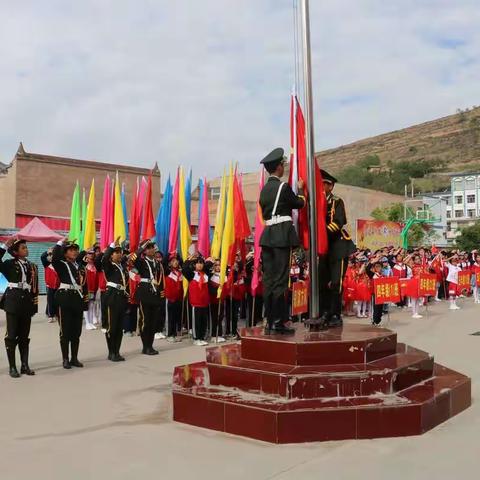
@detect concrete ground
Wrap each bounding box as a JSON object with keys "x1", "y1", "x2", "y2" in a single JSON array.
[{"x1": 0, "y1": 297, "x2": 478, "y2": 480}]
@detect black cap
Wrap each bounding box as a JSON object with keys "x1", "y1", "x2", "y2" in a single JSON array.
[
  {"x1": 64, "y1": 241, "x2": 79, "y2": 251},
  {"x1": 8, "y1": 239, "x2": 26, "y2": 256},
  {"x1": 260, "y1": 148, "x2": 285, "y2": 166},
  {"x1": 320, "y1": 169, "x2": 338, "y2": 184}
]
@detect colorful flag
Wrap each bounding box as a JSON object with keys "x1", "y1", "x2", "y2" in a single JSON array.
[
  {"x1": 79, "y1": 187, "x2": 87, "y2": 250},
  {"x1": 68, "y1": 181, "x2": 81, "y2": 243},
  {"x1": 218, "y1": 165, "x2": 235, "y2": 297},
  {"x1": 83, "y1": 179, "x2": 96, "y2": 250},
  {"x1": 129, "y1": 178, "x2": 140, "y2": 252},
  {"x1": 178, "y1": 168, "x2": 192, "y2": 295},
  {"x1": 251, "y1": 169, "x2": 265, "y2": 296},
  {"x1": 211, "y1": 170, "x2": 227, "y2": 259},
  {"x1": 197, "y1": 177, "x2": 210, "y2": 257},
  {"x1": 156, "y1": 175, "x2": 173, "y2": 254},
  {"x1": 185, "y1": 168, "x2": 192, "y2": 225},
  {"x1": 168, "y1": 169, "x2": 180, "y2": 253},
  {"x1": 142, "y1": 174, "x2": 156, "y2": 240},
  {"x1": 121, "y1": 183, "x2": 129, "y2": 240},
  {"x1": 100, "y1": 176, "x2": 111, "y2": 249},
  {"x1": 198, "y1": 178, "x2": 204, "y2": 227},
  {"x1": 114, "y1": 171, "x2": 126, "y2": 243}
]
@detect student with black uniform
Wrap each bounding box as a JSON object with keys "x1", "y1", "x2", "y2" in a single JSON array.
[
  {"x1": 132, "y1": 240, "x2": 165, "y2": 355},
  {"x1": 52, "y1": 238, "x2": 88, "y2": 369},
  {"x1": 102, "y1": 238, "x2": 129, "y2": 361},
  {"x1": 0, "y1": 237, "x2": 39, "y2": 378}
]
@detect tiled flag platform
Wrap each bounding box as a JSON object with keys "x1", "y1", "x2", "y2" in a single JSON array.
[{"x1": 172, "y1": 324, "x2": 471, "y2": 444}]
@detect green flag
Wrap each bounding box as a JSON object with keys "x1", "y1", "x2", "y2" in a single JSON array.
[
  {"x1": 69, "y1": 181, "x2": 81, "y2": 243},
  {"x1": 79, "y1": 187, "x2": 87, "y2": 249}
]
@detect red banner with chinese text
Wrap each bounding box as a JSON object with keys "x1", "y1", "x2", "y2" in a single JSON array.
[
  {"x1": 418, "y1": 273, "x2": 437, "y2": 297},
  {"x1": 458, "y1": 271, "x2": 471, "y2": 293},
  {"x1": 291, "y1": 281, "x2": 309, "y2": 316},
  {"x1": 373, "y1": 277, "x2": 401, "y2": 305}
]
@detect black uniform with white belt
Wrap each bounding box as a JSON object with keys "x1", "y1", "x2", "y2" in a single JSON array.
[
  {"x1": 259, "y1": 172, "x2": 305, "y2": 332},
  {"x1": 102, "y1": 244, "x2": 129, "y2": 361},
  {"x1": 0, "y1": 241, "x2": 38, "y2": 377},
  {"x1": 52, "y1": 241, "x2": 88, "y2": 369}
]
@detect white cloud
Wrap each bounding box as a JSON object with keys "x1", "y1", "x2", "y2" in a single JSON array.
[{"x1": 0, "y1": 0, "x2": 478, "y2": 183}]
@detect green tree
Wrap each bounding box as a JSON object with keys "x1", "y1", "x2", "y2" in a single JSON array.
[{"x1": 455, "y1": 222, "x2": 480, "y2": 251}]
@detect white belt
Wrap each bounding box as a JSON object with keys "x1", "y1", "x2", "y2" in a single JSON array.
[
  {"x1": 7, "y1": 282, "x2": 31, "y2": 291},
  {"x1": 107, "y1": 282, "x2": 126, "y2": 291},
  {"x1": 140, "y1": 278, "x2": 154, "y2": 284},
  {"x1": 265, "y1": 215, "x2": 292, "y2": 226},
  {"x1": 58, "y1": 283, "x2": 82, "y2": 296}
]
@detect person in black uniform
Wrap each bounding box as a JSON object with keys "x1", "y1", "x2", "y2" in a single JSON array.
[
  {"x1": 259, "y1": 148, "x2": 306, "y2": 334},
  {"x1": 102, "y1": 238, "x2": 129, "y2": 361},
  {"x1": 132, "y1": 240, "x2": 165, "y2": 355},
  {"x1": 52, "y1": 238, "x2": 88, "y2": 369},
  {"x1": 0, "y1": 237, "x2": 39, "y2": 378},
  {"x1": 318, "y1": 170, "x2": 356, "y2": 327}
]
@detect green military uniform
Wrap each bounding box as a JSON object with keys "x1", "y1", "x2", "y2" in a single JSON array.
[
  {"x1": 319, "y1": 185, "x2": 356, "y2": 326},
  {"x1": 259, "y1": 148, "x2": 305, "y2": 333}
]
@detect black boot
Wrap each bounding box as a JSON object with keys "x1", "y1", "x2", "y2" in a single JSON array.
[
  {"x1": 19, "y1": 339, "x2": 35, "y2": 376},
  {"x1": 113, "y1": 332, "x2": 125, "y2": 361},
  {"x1": 70, "y1": 339, "x2": 83, "y2": 367},
  {"x1": 273, "y1": 320, "x2": 295, "y2": 334},
  {"x1": 5, "y1": 338, "x2": 20, "y2": 378},
  {"x1": 61, "y1": 340, "x2": 71, "y2": 369},
  {"x1": 328, "y1": 314, "x2": 343, "y2": 328},
  {"x1": 105, "y1": 334, "x2": 114, "y2": 361},
  {"x1": 141, "y1": 332, "x2": 158, "y2": 355}
]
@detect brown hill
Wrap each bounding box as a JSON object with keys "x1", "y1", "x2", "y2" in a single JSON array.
[{"x1": 316, "y1": 106, "x2": 480, "y2": 176}]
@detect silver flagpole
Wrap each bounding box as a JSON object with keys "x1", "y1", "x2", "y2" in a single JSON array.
[{"x1": 300, "y1": 0, "x2": 320, "y2": 321}]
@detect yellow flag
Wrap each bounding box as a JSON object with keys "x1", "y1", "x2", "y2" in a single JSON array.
[
  {"x1": 113, "y1": 171, "x2": 126, "y2": 243},
  {"x1": 178, "y1": 167, "x2": 192, "y2": 296},
  {"x1": 218, "y1": 164, "x2": 235, "y2": 298},
  {"x1": 83, "y1": 179, "x2": 96, "y2": 250},
  {"x1": 210, "y1": 169, "x2": 227, "y2": 259}
]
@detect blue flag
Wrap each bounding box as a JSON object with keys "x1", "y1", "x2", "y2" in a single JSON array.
[{"x1": 156, "y1": 176, "x2": 172, "y2": 255}]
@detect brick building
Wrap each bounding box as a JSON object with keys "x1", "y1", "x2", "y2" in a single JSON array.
[{"x1": 0, "y1": 143, "x2": 161, "y2": 229}]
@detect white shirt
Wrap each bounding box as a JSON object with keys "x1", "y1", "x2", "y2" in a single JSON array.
[{"x1": 446, "y1": 264, "x2": 462, "y2": 284}]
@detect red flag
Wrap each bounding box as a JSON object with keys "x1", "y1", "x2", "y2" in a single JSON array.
[
  {"x1": 142, "y1": 175, "x2": 156, "y2": 240},
  {"x1": 292, "y1": 96, "x2": 328, "y2": 254},
  {"x1": 233, "y1": 171, "x2": 251, "y2": 242},
  {"x1": 129, "y1": 178, "x2": 140, "y2": 251}
]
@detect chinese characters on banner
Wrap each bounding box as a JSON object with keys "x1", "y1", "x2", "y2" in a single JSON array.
[
  {"x1": 373, "y1": 277, "x2": 401, "y2": 305},
  {"x1": 292, "y1": 281, "x2": 308, "y2": 316},
  {"x1": 458, "y1": 271, "x2": 471, "y2": 293},
  {"x1": 418, "y1": 273, "x2": 437, "y2": 297}
]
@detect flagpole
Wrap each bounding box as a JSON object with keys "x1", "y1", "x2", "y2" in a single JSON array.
[{"x1": 300, "y1": 0, "x2": 320, "y2": 321}]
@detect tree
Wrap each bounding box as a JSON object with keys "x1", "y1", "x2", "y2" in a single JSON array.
[{"x1": 455, "y1": 222, "x2": 480, "y2": 251}]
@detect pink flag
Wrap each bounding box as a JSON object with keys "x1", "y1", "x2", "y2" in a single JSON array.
[
  {"x1": 108, "y1": 179, "x2": 115, "y2": 245},
  {"x1": 251, "y1": 169, "x2": 265, "y2": 296},
  {"x1": 100, "y1": 175, "x2": 111, "y2": 249},
  {"x1": 168, "y1": 168, "x2": 180, "y2": 253},
  {"x1": 197, "y1": 177, "x2": 210, "y2": 257},
  {"x1": 138, "y1": 176, "x2": 147, "y2": 236}
]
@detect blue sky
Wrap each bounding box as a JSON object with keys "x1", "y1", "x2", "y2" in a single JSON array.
[{"x1": 0, "y1": 0, "x2": 478, "y2": 183}]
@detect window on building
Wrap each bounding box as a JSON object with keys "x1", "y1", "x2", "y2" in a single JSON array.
[
  {"x1": 468, "y1": 209, "x2": 476, "y2": 218},
  {"x1": 455, "y1": 195, "x2": 463, "y2": 204},
  {"x1": 466, "y1": 177, "x2": 476, "y2": 190},
  {"x1": 446, "y1": 210, "x2": 451, "y2": 218},
  {"x1": 453, "y1": 178, "x2": 463, "y2": 191},
  {"x1": 467, "y1": 194, "x2": 476, "y2": 203},
  {"x1": 454, "y1": 210, "x2": 463, "y2": 218},
  {"x1": 210, "y1": 187, "x2": 221, "y2": 200},
  {"x1": 445, "y1": 197, "x2": 450, "y2": 206}
]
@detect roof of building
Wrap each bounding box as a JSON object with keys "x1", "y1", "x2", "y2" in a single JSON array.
[{"x1": 12, "y1": 143, "x2": 160, "y2": 176}]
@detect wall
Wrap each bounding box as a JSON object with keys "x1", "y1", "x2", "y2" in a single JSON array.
[
  {"x1": 15, "y1": 158, "x2": 161, "y2": 220},
  {"x1": 0, "y1": 162, "x2": 17, "y2": 228}
]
